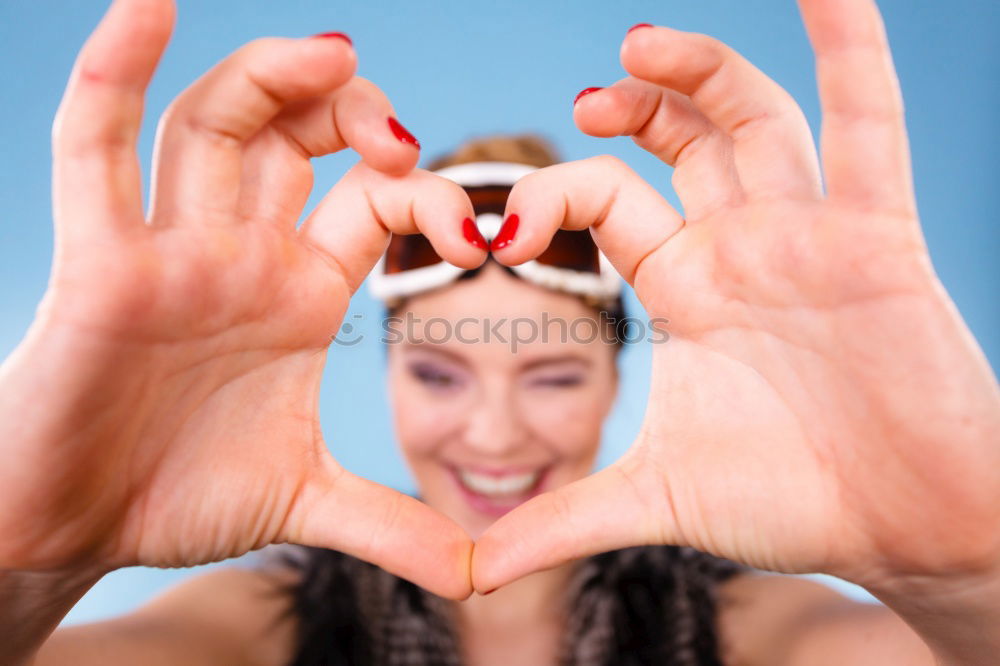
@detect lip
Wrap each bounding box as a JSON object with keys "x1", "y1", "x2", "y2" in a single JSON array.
[{"x1": 446, "y1": 464, "x2": 551, "y2": 518}]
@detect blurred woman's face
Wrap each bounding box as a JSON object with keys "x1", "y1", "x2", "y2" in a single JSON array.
[{"x1": 386, "y1": 262, "x2": 619, "y2": 539}]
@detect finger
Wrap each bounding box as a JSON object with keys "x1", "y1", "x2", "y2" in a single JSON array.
[
  {"x1": 573, "y1": 78, "x2": 744, "y2": 220},
  {"x1": 491, "y1": 156, "x2": 683, "y2": 286},
  {"x1": 287, "y1": 461, "x2": 473, "y2": 600},
  {"x1": 797, "y1": 0, "x2": 916, "y2": 215},
  {"x1": 472, "y1": 455, "x2": 669, "y2": 591},
  {"x1": 52, "y1": 0, "x2": 175, "y2": 241},
  {"x1": 148, "y1": 34, "x2": 360, "y2": 226},
  {"x1": 620, "y1": 25, "x2": 823, "y2": 201},
  {"x1": 299, "y1": 164, "x2": 484, "y2": 294},
  {"x1": 237, "y1": 77, "x2": 419, "y2": 229}
]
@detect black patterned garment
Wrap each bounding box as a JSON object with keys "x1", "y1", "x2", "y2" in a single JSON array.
[{"x1": 275, "y1": 544, "x2": 750, "y2": 666}]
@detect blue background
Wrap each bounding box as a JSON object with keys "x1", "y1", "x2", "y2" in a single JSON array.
[{"x1": 0, "y1": 0, "x2": 996, "y2": 625}]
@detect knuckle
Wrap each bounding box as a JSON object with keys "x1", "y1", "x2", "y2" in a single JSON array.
[
  {"x1": 52, "y1": 113, "x2": 133, "y2": 159},
  {"x1": 693, "y1": 31, "x2": 727, "y2": 55},
  {"x1": 367, "y1": 493, "x2": 405, "y2": 556},
  {"x1": 160, "y1": 98, "x2": 242, "y2": 148},
  {"x1": 345, "y1": 75, "x2": 381, "y2": 98},
  {"x1": 240, "y1": 37, "x2": 356, "y2": 97},
  {"x1": 229, "y1": 37, "x2": 293, "y2": 93},
  {"x1": 157, "y1": 98, "x2": 182, "y2": 128},
  {"x1": 670, "y1": 128, "x2": 712, "y2": 166},
  {"x1": 515, "y1": 167, "x2": 544, "y2": 188},
  {"x1": 435, "y1": 174, "x2": 470, "y2": 201},
  {"x1": 550, "y1": 490, "x2": 576, "y2": 533},
  {"x1": 588, "y1": 153, "x2": 629, "y2": 174},
  {"x1": 236, "y1": 36, "x2": 287, "y2": 61}
]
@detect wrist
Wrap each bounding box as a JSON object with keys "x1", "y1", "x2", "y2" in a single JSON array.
[
  {"x1": 1, "y1": 564, "x2": 108, "y2": 666},
  {"x1": 863, "y1": 564, "x2": 1000, "y2": 666}
]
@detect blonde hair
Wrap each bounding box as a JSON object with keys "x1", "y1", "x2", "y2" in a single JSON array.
[{"x1": 425, "y1": 133, "x2": 561, "y2": 170}]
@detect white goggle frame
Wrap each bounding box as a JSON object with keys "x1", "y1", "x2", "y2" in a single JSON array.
[{"x1": 367, "y1": 161, "x2": 622, "y2": 306}]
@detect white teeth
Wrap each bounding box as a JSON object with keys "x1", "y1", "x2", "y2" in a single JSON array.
[{"x1": 458, "y1": 469, "x2": 540, "y2": 497}]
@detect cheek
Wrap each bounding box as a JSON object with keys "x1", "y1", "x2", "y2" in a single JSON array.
[
  {"x1": 520, "y1": 387, "x2": 609, "y2": 461},
  {"x1": 389, "y1": 376, "x2": 463, "y2": 459}
]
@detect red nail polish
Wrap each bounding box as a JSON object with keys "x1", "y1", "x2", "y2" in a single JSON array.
[
  {"x1": 462, "y1": 217, "x2": 488, "y2": 250},
  {"x1": 387, "y1": 117, "x2": 420, "y2": 149},
  {"x1": 627, "y1": 22, "x2": 653, "y2": 34},
  {"x1": 574, "y1": 86, "x2": 603, "y2": 105},
  {"x1": 490, "y1": 214, "x2": 519, "y2": 251},
  {"x1": 311, "y1": 32, "x2": 352, "y2": 46}
]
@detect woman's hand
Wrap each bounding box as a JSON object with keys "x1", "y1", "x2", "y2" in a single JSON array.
[
  {"x1": 474, "y1": 0, "x2": 1000, "y2": 601},
  {"x1": 0, "y1": 0, "x2": 484, "y2": 599}
]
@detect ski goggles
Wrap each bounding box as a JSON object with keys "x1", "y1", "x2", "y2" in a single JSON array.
[{"x1": 367, "y1": 161, "x2": 622, "y2": 307}]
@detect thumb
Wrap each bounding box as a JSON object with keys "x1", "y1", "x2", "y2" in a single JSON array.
[
  {"x1": 471, "y1": 452, "x2": 677, "y2": 593},
  {"x1": 284, "y1": 456, "x2": 473, "y2": 600}
]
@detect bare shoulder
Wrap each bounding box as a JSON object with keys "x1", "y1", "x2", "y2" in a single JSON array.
[
  {"x1": 39, "y1": 563, "x2": 302, "y2": 666},
  {"x1": 134, "y1": 562, "x2": 302, "y2": 662},
  {"x1": 714, "y1": 572, "x2": 934, "y2": 666},
  {"x1": 714, "y1": 571, "x2": 849, "y2": 666}
]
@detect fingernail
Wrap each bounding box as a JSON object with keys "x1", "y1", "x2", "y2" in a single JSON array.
[
  {"x1": 490, "y1": 214, "x2": 519, "y2": 251},
  {"x1": 388, "y1": 117, "x2": 420, "y2": 149},
  {"x1": 462, "y1": 217, "x2": 488, "y2": 250},
  {"x1": 311, "y1": 32, "x2": 352, "y2": 46},
  {"x1": 627, "y1": 22, "x2": 653, "y2": 34},
  {"x1": 574, "y1": 86, "x2": 603, "y2": 105}
]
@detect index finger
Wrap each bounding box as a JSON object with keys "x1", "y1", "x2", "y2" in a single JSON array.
[
  {"x1": 490, "y1": 155, "x2": 683, "y2": 286},
  {"x1": 298, "y1": 163, "x2": 486, "y2": 295},
  {"x1": 149, "y1": 34, "x2": 360, "y2": 226}
]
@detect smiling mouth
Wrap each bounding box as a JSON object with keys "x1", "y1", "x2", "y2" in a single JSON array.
[
  {"x1": 448, "y1": 465, "x2": 550, "y2": 516},
  {"x1": 459, "y1": 468, "x2": 540, "y2": 495}
]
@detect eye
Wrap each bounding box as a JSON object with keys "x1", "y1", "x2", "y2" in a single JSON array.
[
  {"x1": 409, "y1": 361, "x2": 464, "y2": 391},
  {"x1": 530, "y1": 374, "x2": 584, "y2": 388}
]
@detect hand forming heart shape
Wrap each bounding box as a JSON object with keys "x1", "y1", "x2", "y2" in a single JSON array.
[{"x1": 0, "y1": 0, "x2": 997, "y2": 614}]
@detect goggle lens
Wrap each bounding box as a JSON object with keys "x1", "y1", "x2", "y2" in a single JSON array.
[{"x1": 382, "y1": 184, "x2": 601, "y2": 276}]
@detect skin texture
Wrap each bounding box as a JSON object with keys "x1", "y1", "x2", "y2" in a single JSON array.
[
  {"x1": 2, "y1": 0, "x2": 997, "y2": 664},
  {"x1": 473, "y1": 1, "x2": 1000, "y2": 604},
  {"x1": 385, "y1": 262, "x2": 618, "y2": 664},
  {"x1": 386, "y1": 262, "x2": 619, "y2": 542},
  {"x1": 0, "y1": 0, "x2": 483, "y2": 601},
  {"x1": 32, "y1": 267, "x2": 937, "y2": 666}
]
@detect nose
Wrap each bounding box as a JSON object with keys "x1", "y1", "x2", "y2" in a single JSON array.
[{"x1": 462, "y1": 383, "x2": 528, "y2": 457}]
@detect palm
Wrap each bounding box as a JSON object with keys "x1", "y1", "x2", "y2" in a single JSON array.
[
  {"x1": 28, "y1": 223, "x2": 347, "y2": 568},
  {"x1": 631, "y1": 199, "x2": 990, "y2": 582},
  {"x1": 0, "y1": 2, "x2": 476, "y2": 599}
]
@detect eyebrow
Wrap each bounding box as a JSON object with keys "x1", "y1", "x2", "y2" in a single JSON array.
[
  {"x1": 401, "y1": 343, "x2": 591, "y2": 372},
  {"x1": 520, "y1": 355, "x2": 592, "y2": 372},
  {"x1": 401, "y1": 343, "x2": 470, "y2": 368}
]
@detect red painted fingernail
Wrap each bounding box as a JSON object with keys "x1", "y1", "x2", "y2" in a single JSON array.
[
  {"x1": 462, "y1": 217, "x2": 488, "y2": 250},
  {"x1": 490, "y1": 214, "x2": 519, "y2": 251},
  {"x1": 627, "y1": 22, "x2": 653, "y2": 34},
  {"x1": 574, "y1": 86, "x2": 603, "y2": 105},
  {"x1": 311, "y1": 32, "x2": 352, "y2": 46},
  {"x1": 387, "y1": 117, "x2": 420, "y2": 149}
]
